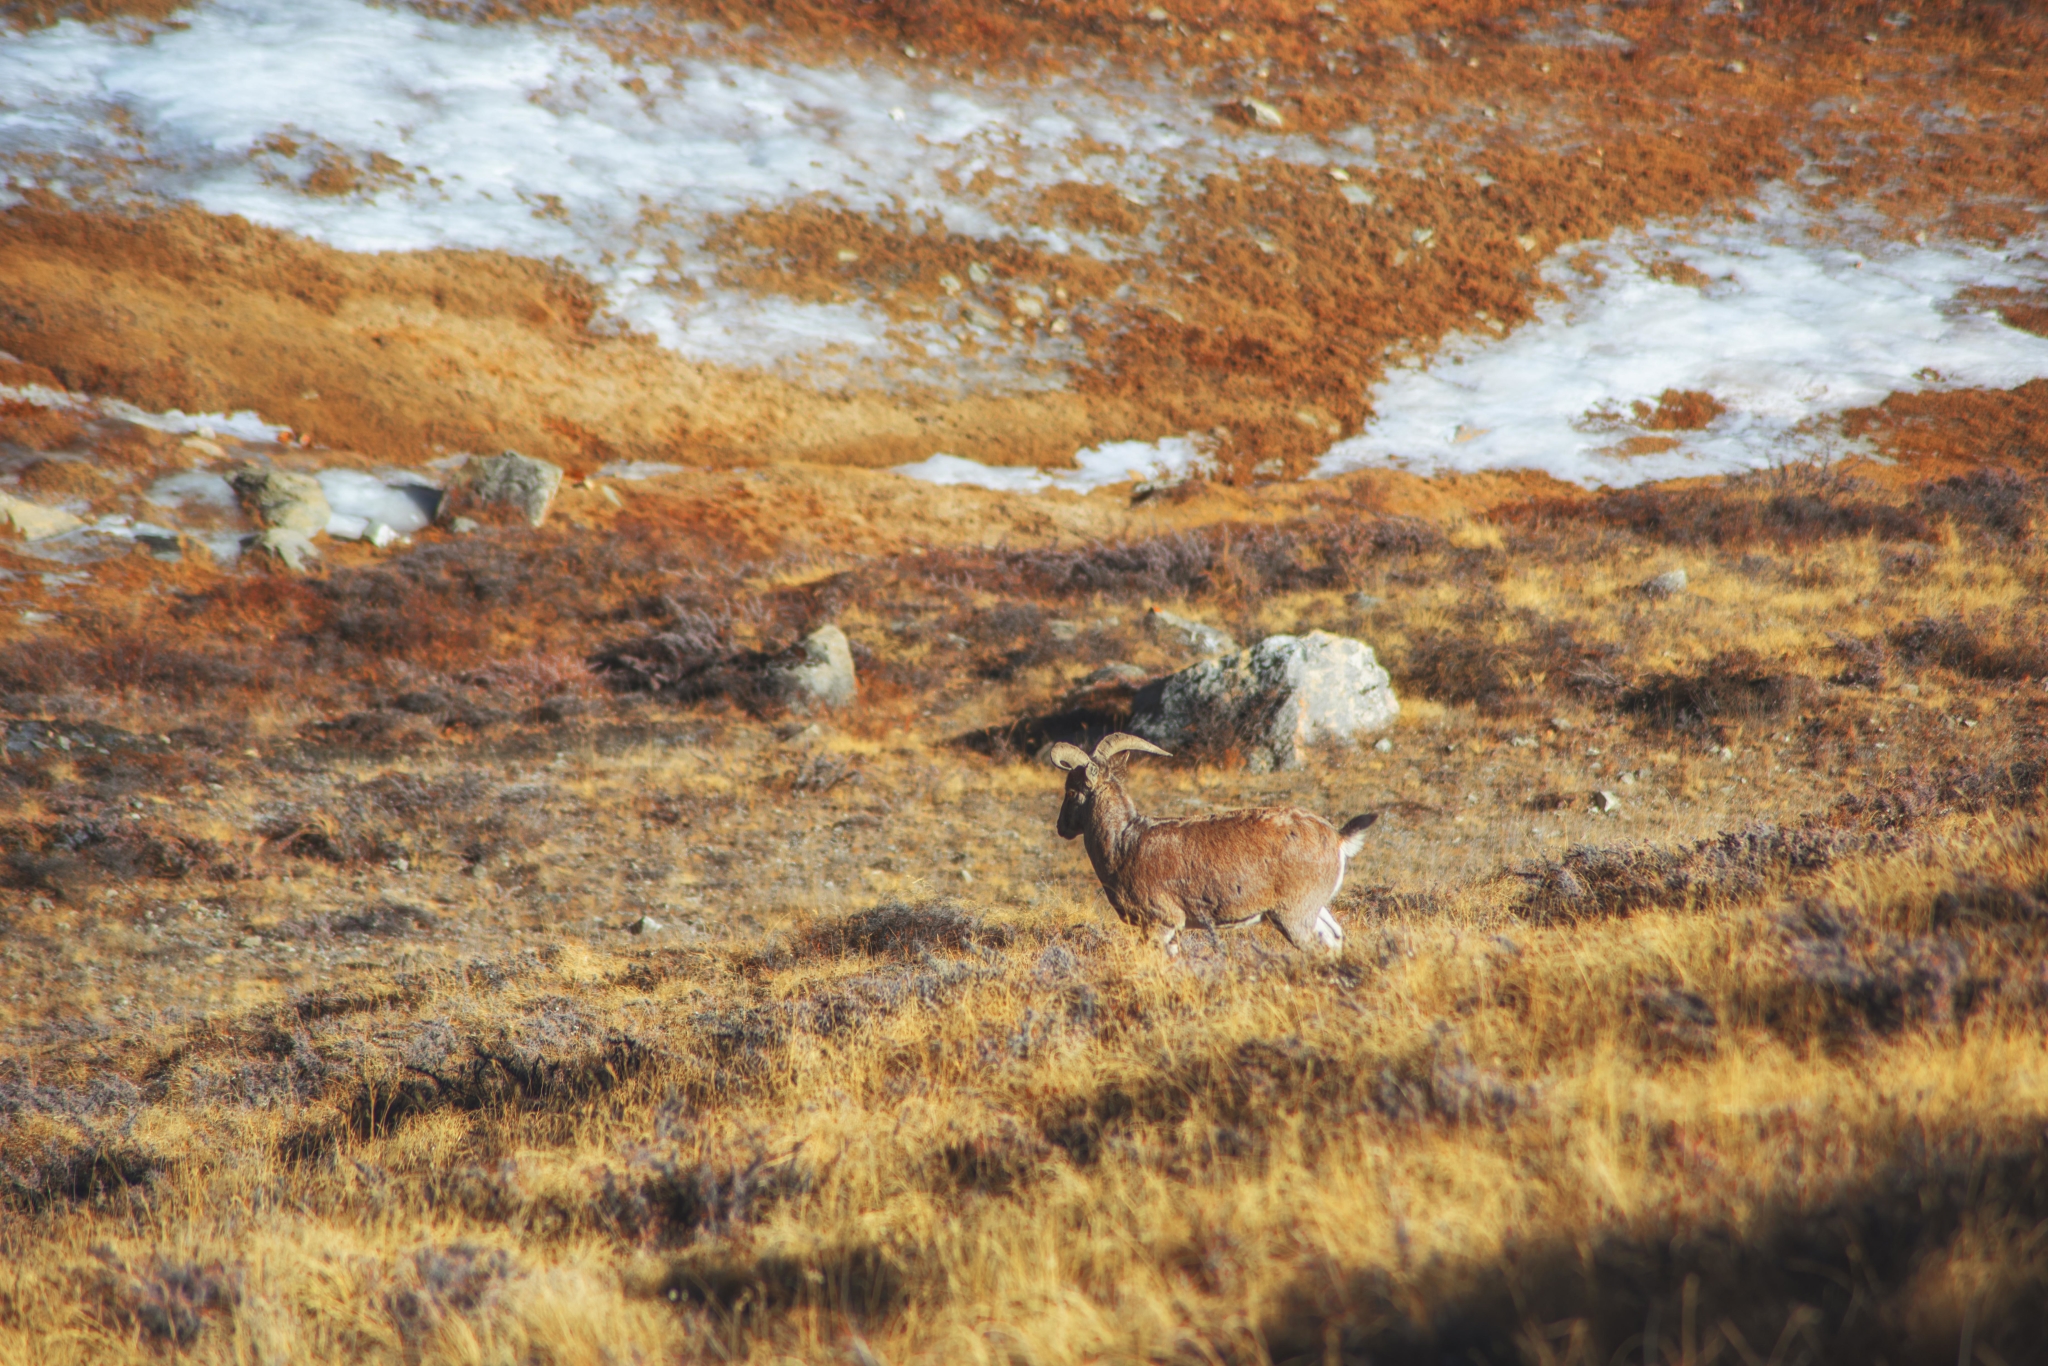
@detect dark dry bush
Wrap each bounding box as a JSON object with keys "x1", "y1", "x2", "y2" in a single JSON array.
[
  {"x1": 791, "y1": 900, "x2": 1013, "y2": 960},
  {"x1": 1631, "y1": 984, "x2": 1719, "y2": 1060},
  {"x1": 597, "y1": 1136, "x2": 813, "y2": 1245},
  {"x1": 185, "y1": 1028, "x2": 339, "y2": 1110},
  {"x1": 88, "y1": 1252, "x2": 240, "y2": 1349},
  {"x1": 257, "y1": 809, "x2": 377, "y2": 864},
  {"x1": 1396, "y1": 615, "x2": 1621, "y2": 714},
  {"x1": 939, "y1": 517, "x2": 1425, "y2": 606},
  {"x1": 1514, "y1": 821, "x2": 1869, "y2": 923},
  {"x1": 935, "y1": 1116, "x2": 1050, "y2": 1196},
  {"x1": 1826, "y1": 632, "x2": 1886, "y2": 688},
  {"x1": 1918, "y1": 467, "x2": 2045, "y2": 540},
  {"x1": 1768, "y1": 905, "x2": 1976, "y2": 1039},
  {"x1": 326, "y1": 900, "x2": 441, "y2": 937},
  {"x1": 338, "y1": 1003, "x2": 656, "y2": 1137},
  {"x1": 1618, "y1": 650, "x2": 1812, "y2": 737},
  {"x1": 1368, "y1": 1026, "x2": 1530, "y2": 1129},
  {"x1": 659, "y1": 1241, "x2": 911, "y2": 1321},
  {"x1": 3, "y1": 812, "x2": 217, "y2": 899},
  {"x1": 587, "y1": 631, "x2": 802, "y2": 715},
  {"x1": 1040, "y1": 1026, "x2": 1524, "y2": 1167},
  {"x1": 1564, "y1": 475, "x2": 1929, "y2": 549},
  {"x1": 1888, "y1": 615, "x2": 2048, "y2": 681},
  {"x1": 389, "y1": 1244, "x2": 517, "y2": 1348}
]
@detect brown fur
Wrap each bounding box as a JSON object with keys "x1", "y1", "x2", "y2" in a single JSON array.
[{"x1": 1051, "y1": 735, "x2": 1373, "y2": 952}]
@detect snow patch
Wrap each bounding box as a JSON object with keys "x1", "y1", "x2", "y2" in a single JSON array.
[
  {"x1": 1316, "y1": 204, "x2": 2048, "y2": 488},
  {"x1": 895, "y1": 436, "x2": 1213, "y2": 495}
]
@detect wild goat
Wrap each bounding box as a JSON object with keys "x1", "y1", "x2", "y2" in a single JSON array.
[{"x1": 1048, "y1": 732, "x2": 1378, "y2": 953}]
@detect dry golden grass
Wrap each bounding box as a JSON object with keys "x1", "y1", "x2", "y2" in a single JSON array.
[{"x1": 3, "y1": 462, "x2": 2047, "y2": 1364}]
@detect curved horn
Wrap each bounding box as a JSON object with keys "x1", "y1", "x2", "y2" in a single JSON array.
[
  {"x1": 1045, "y1": 742, "x2": 1092, "y2": 771},
  {"x1": 1091, "y1": 732, "x2": 1171, "y2": 763}
]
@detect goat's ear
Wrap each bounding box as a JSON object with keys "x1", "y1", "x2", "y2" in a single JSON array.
[{"x1": 1046, "y1": 742, "x2": 1092, "y2": 771}]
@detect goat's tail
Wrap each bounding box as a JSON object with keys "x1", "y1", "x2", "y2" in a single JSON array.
[{"x1": 1337, "y1": 812, "x2": 1380, "y2": 858}]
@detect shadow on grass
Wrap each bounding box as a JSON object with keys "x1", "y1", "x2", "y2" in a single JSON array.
[{"x1": 1256, "y1": 1127, "x2": 2048, "y2": 1366}]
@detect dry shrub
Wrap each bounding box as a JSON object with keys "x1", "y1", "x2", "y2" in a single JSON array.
[
  {"x1": 1888, "y1": 615, "x2": 2048, "y2": 682},
  {"x1": 1766, "y1": 904, "x2": 1975, "y2": 1041},
  {"x1": 790, "y1": 900, "x2": 1012, "y2": 960},
  {"x1": 1619, "y1": 650, "x2": 1813, "y2": 738},
  {"x1": 1566, "y1": 474, "x2": 1930, "y2": 550},
  {"x1": 597, "y1": 1127, "x2": 813, "y2": 1245},
  {"x1": 659, "y1": 1240, "x2": 912, "y2": 1321},
  {"x1": 1917, "y1": 467, "x2": 2045, "y2": 540},
  {"x1": 1399, "y1": 617, "x2": 1619, "y2": 714},
  {"x1": 0, "y1": 1076, "x2": 156, "y2": 1210},
  {"x1": 86, "y1": 1252, "x2": 240, "y2": 1350},
  {"x1": 1514, "y1": 822, "x2": 1871, "y2": 924}
]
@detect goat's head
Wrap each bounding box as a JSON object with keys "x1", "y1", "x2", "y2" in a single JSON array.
[{"x1": 1047, "y1": 733, "x2": 1171, "y2": 839}]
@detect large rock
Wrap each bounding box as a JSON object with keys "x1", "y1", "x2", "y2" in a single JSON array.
[
  {"x1": 0, "y1": 491, "x2": 85, "y2": 541},
  {"x1": 444, "y1": 450, "x2": 562, "y2": 528},
  {"x1": 228, "y1": 467, "x2": 331, "y2": 534},
  {"x1": 771, "y1": 625, "x2": 857, "y2": 711},
  {"x1": 1129, "y1": 629, "x2": 1398, "y2": 772}
]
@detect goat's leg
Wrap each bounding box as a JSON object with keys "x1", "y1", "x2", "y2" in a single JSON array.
[{"x1": 1272, "y1": 904, "x2": 1345, "y2": 953}]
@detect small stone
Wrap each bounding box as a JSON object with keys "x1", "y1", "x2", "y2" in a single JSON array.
[
  {"x1": 1146, "y1": 607, "x2": 1239, "y2": 658},
  {"x1": 1374, "y1": 737, "x2": 1394, "y2": 752},
  {"x1": 1620, "y1": 771, "x2": 1636, "y2": 785},
  {"x1": 1592, "y1": 790, "x2": 1621, "y2": 813},
  {"x1": 1145, "y1": 6, "x2": 1169, "y2": 19},
  {"x1": 1350, "y1": 593, "x2": 1383, "y2": 610},
  {"x1": 1510, "y1": 735, "x2": 1537, "y2": 748},
  {"x1": 0, "y1": 491, "x2": 86, "y2": 541},
  {"x1": 1233, "y1": 97, "x2": 1286, "y2": 129},
  {"x1": 1011, "y1": 294, "x2": 1045, "y2": 320},
  {"x1": 967, "y1": 262, "x2": 993, "y2": 285},
  {"x1": 627, "y1": 914, "x2": 664, "y2": 935},
  {"x1": 238, "y1": 935, "x2": 264, "y2": 950},
  {"x1": 1549, "y1": 716, "x2": 1575, "y2": 731},
  {"x1": 450, "y1": 516, "x2": 481, "y2": 535},
  {"x1": 938, "y1": 273, "x2": 963, "y2": 295},
  {"x1": 1715, "y1": 745, "x2": 1735, "y2": 761},
  {"x1": 1723, "y1": 59, "x2": 1746, "y2": 73},
  {"x1": 229, "y1": 467, "x2": 331, "y2": 534},
  {"x1": 772, "y1": 624, "x2": 858, "y2": 711},
  {"x1": 1642, "y1": 568, "x2": 1688, "y2": 598},
  {"x1": 365, "y1": 521, "x2": 400, "y2": 549},
  {"x1": 445, "y1": 450, "x2": 563, "y2": 528}
]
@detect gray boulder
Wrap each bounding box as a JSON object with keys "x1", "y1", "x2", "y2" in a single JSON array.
[
  {"x1": 1129, "y1": 629, "x2": 1398, "y2": 772},
  {"x1": 446, "y1": 450, "x2": 563, "y2": 528},
  {"x1": 1641, "y1": 568, "x2": 1687, "y2": 598},
  {"x1": 229, "y1": 468, "x2": 330, "y2": 534},
  {"x1": 772, "y1": 625, "x2": 857, "y2": 711},
  {"x1": 1146, "y1": 607, "x2": 1238, "y2": 658}
]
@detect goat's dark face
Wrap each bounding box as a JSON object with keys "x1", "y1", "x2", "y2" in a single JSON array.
[{"x1": 1056, "y1": 765, "x2": 1095, "y2": 840}]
